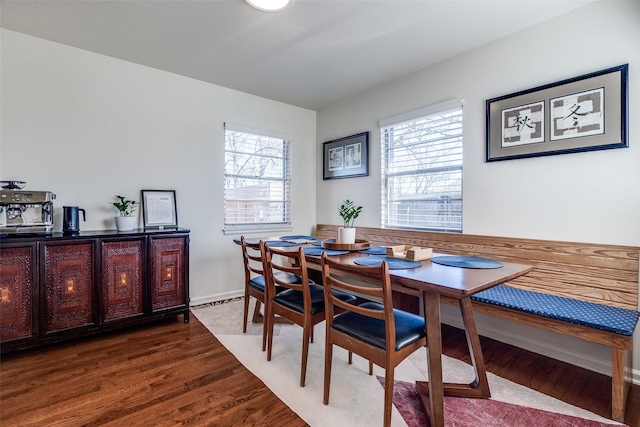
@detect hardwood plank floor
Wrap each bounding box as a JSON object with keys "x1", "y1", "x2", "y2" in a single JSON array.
[
  {"x1": 0, "y1": 316, "x2": 306, "y2": 427},
  {"x1": 1, "y1": 316, "x2": 638, "y2": 426}
]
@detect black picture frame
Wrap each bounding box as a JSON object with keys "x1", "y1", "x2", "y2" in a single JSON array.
[
  {"x1": 141, "y1": 189, "x2": 178, "y2": 228},
  {"x1": 322, "y1": 132, "x2": 369, "y2": 179},
  {"x1": 486, "y1": 64, "x2": 628, "y2": 162}
]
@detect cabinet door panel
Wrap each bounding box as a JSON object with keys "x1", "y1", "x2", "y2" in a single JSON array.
[
  {"x1": 150, "y1": 237, "x2": 186, "y2": 312},
  {"x1": 43, "y1": 242, "x2": 94, "y2": 333},
  {"x1": 102, "y1": 240, "x2": 144, "y2": 321},
  {"x1": 0, "y1": 245, "x2": 36, "y2": 341}
]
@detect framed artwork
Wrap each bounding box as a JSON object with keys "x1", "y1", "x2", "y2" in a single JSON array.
[
  {"x1": 486, "y1": 64, "x2": 628, "y2": 161},
  {"x1": 323, "y1": 132, "x2": 369, "y2": 179},
  {"x1": 141, "y1": 190, "x2": 178, "y2": 228}
]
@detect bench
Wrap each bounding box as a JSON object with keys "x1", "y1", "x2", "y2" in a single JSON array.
[{"x1": 313, "y1": 224, "x2": 640, "y2": 422}]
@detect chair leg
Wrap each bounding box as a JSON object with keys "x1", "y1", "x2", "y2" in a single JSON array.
[
  {"x1": 383, "y1": 367, "x2": 395, "y2": 427},
  {"x1": 266, "y1": 305, "x2": 275, "y2": 361},
  {"x1": 261, "y1": 301, "x2": 268, "y2": 352},
  {"x1": 242, "y1": 291, "x2": 250, "y2": 333},
  {"x1": 300, "y1": 325, "x2": 311, "y2": 387},
  {"x1": 251, "y1": 300, "x2": 262, "y2": 323},
  {"x1": 348, "y1": 351, "x2": 353, "y2": 364},
  {"x1": 323, "y1": 340, "x2": 333, "y2": 405},
  {"x1": 369, "y1": 361, "x2": 373, "y2": 375}
]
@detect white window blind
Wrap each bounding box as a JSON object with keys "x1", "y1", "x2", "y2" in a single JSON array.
[
  {"x1": 380, "y1": 100, "x2": 463, "y2": 232},
  {"x1": 224, "y1": 126, "x2": 291, "y2": 232}
]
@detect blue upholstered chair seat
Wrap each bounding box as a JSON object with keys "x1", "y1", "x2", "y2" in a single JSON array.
[
  {"x1": 248, "y1": 272, "x2": 310, "y2": 293},
  {"x1": 472, "y1": 285, "x2": 640, "y2": 336},
  {"x1": 332, "y1": 301, "x2": 426, "y2": 351},
  {"x1": 274, "y1": 284, "x2": 356, "y2": 315}
]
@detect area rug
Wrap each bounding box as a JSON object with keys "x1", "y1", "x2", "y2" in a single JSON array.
[{"x1": 192, "y1": 299, "x2": 624, "y2": 427}]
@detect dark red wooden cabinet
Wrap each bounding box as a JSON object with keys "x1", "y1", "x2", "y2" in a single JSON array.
[{"x1": 0, "y1": 229, "x2": 189, "y2": 353}]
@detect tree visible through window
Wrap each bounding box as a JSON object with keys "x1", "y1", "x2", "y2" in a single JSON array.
[
  {"x1": 224, "y1": 127, "x2": 291, "y2": 230},
  {"x1": 380, "y1": 102, "x2": 463, "y2": 232}
]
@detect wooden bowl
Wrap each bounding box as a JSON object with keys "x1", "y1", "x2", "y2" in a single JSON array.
[{"x1": 321, "y1": 239, "x2": 371, "y2": 251}]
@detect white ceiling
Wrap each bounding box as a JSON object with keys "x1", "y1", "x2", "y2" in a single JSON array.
[{"x1": 1, "y1": 0, "x2": 594, "y2": 111}]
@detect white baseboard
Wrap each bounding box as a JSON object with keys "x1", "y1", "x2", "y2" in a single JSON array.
[
  {"x1": 440, "y1": 310, "x2": 640, "y2": 387},
  {"x1": 190, "y1": 290, "x2": 244, "y2": 307}
]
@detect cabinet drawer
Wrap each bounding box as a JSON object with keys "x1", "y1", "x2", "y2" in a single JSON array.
[
  {"x1": 42, "y1": 242, "x2": 95, "y2": 334},
  {"x1": 102, "y1": 239, "x2": 144, "y2": 321},
  {"x1": 0, "y1": 245, "x2": 37, "y2": 341},
  {"x1": 150, "y1": 236, "x2": 187, "y2": 312}
]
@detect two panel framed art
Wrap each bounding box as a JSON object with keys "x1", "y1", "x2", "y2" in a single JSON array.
[
  {"x1": 486, "y1": 64, "x2": 628, "y2": 162},
  {"x1": 323, "y1": 132, "x2": 369, "y2": 180}
]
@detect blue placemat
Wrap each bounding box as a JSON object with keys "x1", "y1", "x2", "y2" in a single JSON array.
[
  {"x1": 303, "y1": 247, "x2": 349, "y2": 256},
  {"x1": 431, "y1": 256, "x2": 503, "y2": 269},
  {"x1": 265, "y1": 240, "x2": 299, "y2": 247},
  {"x1": 280, "y1": 235, "x2": 317, "y2": 241},
  {"x1": 311, "y1": 239, "x2": 329, "y2": 246},
  {"x1": 358, "y1": 246, "x2": 387, "y2": 255},
  {"x1": 353, "y1": 255, "x2": 422, "y2": 269}
]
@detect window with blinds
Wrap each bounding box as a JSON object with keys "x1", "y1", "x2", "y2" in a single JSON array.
[
  {"x1": 224, "y1": 127, "x2": 291, "y2": 232},
  {"x1": 380, "y1": 100, "x2": 463, "y2": 232}
]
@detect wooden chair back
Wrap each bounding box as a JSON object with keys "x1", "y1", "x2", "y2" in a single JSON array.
[{"x1": 320, "y1": 254, "x2": 398, "y2": 348}]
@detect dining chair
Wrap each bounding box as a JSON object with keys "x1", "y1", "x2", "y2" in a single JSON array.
[
  {"x1": 320, "y1": 253, "x2": 427, "y2": 427},
  {"x1": 264, "y1": 243, "x2": 356, "y2": 387},
  {"x1": 240, "y1": 236, "x2": 303, "y2": 351},
  {"x1": 240, "y1": 236, "x2": 271, "y2": 351}
]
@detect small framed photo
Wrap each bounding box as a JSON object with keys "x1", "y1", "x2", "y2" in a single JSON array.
[
  {"x1": 141, "y1": 190, "x2": 178, "y2": 228},
  {"x1": 323, "y1": 132, "x2": 369, "y2": 180},
  {"x1": 486, "y1": 64, "x2": 628, "y2": 161}
]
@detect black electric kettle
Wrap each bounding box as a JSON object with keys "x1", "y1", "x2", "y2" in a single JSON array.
[{"x1": 62, "y1": 206, "x2": 86, "y2": 233}]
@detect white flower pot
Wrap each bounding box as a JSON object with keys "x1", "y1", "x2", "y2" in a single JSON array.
[
  {"x1": 115, "y1": 216, "x2": 137, "y2": 231},
  {"x1": 337, "y1": 227, "x2": 356, "y2": 244}
]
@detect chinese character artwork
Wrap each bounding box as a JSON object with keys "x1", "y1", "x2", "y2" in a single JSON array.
[
  {"x1": 550, "y1": 88, "x2": 604, "y2": 141},
  {"x1": 501, "y1": 101, "x2": 545, "y2": 148}
]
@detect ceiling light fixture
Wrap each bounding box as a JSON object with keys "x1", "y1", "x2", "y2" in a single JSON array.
[{"x1": 245, "y1": 0, "x2": 291, "y2": 12}]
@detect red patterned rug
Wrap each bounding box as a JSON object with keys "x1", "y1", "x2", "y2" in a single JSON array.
[{"x1": 382, "y1": 377, "x2": 626, "y2": 427}]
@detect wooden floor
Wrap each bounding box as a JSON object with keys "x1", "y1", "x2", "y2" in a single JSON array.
[{"x1": 1, "y1": 316, "x2": 638, "y2": 426}]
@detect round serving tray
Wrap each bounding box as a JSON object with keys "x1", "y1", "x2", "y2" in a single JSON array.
[{"x1": 321, "y1": 239, "x2": 371, "y2": 251}]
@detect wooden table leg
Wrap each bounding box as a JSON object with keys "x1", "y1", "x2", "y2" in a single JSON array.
[
  {"x1": 453, "y1": 297, "x2": 490, "y2": 398},
  {"x1": 417, "y1": 291, "x2": 445, "y2": 427},
  {"x1": 416, "y1": 295, "x2": 492, "y2": 426}
]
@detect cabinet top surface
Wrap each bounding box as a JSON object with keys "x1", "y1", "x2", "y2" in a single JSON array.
[{"x1": 1, "y1": 227, "x2": 190, "y2": 242}]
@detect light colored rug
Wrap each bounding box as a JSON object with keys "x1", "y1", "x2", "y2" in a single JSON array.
[{"x1": 192, "y1": 299, "x2": 623, "y2": 427}]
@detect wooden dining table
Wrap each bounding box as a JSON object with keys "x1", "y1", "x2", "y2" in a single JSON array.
[{"x1": 237, "y1": 238, "x2": 533, "y2": 427}]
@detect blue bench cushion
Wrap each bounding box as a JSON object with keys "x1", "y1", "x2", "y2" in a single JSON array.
[
  {"x1": 332, "y1": 302, "x2": 426, "y2": 351},
  {"x1": 274, "y1": 284, "x2": 356, "y2": 315},
  {"x1": 472, "y1": 285, "x2": 640, "y2": 336}
]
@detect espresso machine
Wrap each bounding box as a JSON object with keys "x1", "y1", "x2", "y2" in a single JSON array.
[{"x1": 0, "y1": 181, "x2": 56, "y2": 236}]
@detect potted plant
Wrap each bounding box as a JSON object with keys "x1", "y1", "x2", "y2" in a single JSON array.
[
  {"x1": 338, "y1": 199, "x2": 362, "y2": 244},
  {"x1": 112, "y1": 195, "x2": 138, "y2": 231}
]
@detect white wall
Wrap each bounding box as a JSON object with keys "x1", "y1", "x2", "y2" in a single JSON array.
[
  {"x1": 0, "y1": 29, "x2": 317, "y2": 305},
  {"x1": 316, "y1": 1, "x2": 640, "y2": 381}
]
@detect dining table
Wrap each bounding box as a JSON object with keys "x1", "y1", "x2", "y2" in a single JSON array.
[{"x1": 236, "y1": 236, "x2": 533, "y2": 427}]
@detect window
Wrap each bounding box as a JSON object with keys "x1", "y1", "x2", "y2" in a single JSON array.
[
  {"x1": 380, "y1": 100, "x2": 463, "y2": 232},
  {"x1": 224, "y1": 125, "x2": 291, "y2": 232}
]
